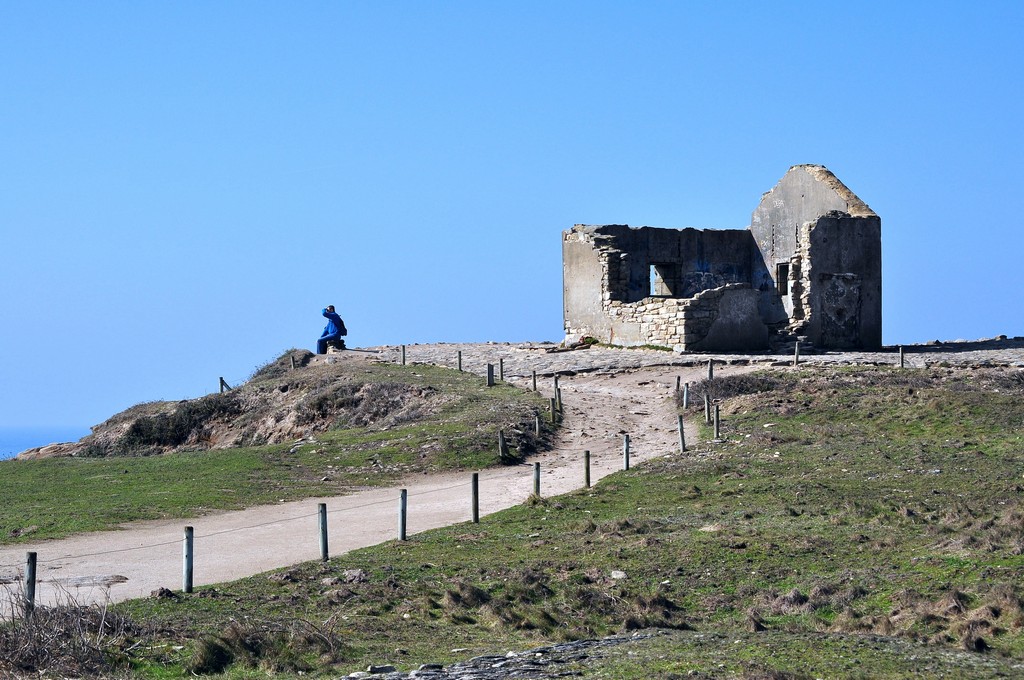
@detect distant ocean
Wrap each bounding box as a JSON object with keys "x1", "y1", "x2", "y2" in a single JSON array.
[{"x1": 0, "y1": 426, "x2": 91, "y2": 460}]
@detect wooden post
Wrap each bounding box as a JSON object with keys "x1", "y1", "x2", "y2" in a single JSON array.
[
  {"x1": 533, "y1": 462, "x2": 541, "y2": 496},
  {"x1": 675, "y1": 375, "x2": 681, "y2": 393},
  {"x1": 486, "y1": 364, "x2": 495, "y2": 387},
  {"x1": 457, "y1": 350, "x2": 463, "y2": 372},
  {"x1": 704, "y1": 393, "x2": 711, "y2": 424},
  {"x1": 398, "y1": 489, "x2": 408, "y2": 541},
  {"x1": 584, "y1": 450, "x2": 591, "y2": 488},
  {"x1": 899, "y1": 346, "x2": 905, "y2": 369},
  {"x1": 550, "y1": 397, "x2": 558, "y2": 423},
  {"x1": 794, "y1": 341, "x2": 800, "y2": 366},
  {"x1": 534, "y1": 414, "x2": 541, "y2": 436},
  {"x1": 683, "y1": 382, "x2": 690, "y2": 409},
  {"x1": 498, "y1": 430, "x2": 509, "y2": 460},
  {"x1": 401, "y1": 345, "x2": 406, "y2": 365},
  {"x1": 556, "y1": 387, "x2": 563, "y2": 412},
  {"x1": 183, "y1": 526, "x2": 194, "y2": 593},
  {"x1": 707, "y1": 360, "x2": 714, "y2": 381},
  {"x1": 714, "y1": 404, "x2": 721, "y2": 439},
  {"x1": 677, "y1": 414, "x2": 686, "y2": 453},
  {"x1": 499, "y1": 358, "x2": 504, "y2": 381},
  {"x1": 290, "y1": 355, "x2": 296, "y2": 371},
  {"x1": 471, "y1": 473, "x2": 480, "y2": 523},
  {"x1": 623, "y1": 434, "x2": 630, "y2": 471},
  {"x1": 24, "y1": 552, "x2": 36, "y2": 617},
  {"x1": 219, "y1": 377, "x2": 229, "y2": 393},
  {"x1": 553, "y1": 374, "x2": 560, "y2": 395},
  {"x1": 532, "y1": 370, "x2": 537, "y2": 391},
  {"x1": 318, "y1": 503, "x2": 329, "y2": 562}
]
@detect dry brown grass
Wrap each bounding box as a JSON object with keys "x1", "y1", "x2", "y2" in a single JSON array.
[
  {"x1": 0, "y1": 586, "x2": 138, "y2": 677},
  {"x1": 185, "y1": 616, "x2": 347, "y2": 675}
]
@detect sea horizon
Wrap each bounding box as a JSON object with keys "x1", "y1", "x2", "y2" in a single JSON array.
[{"x1": 0, "y1": 425, "x2": 91, "y2": 460}]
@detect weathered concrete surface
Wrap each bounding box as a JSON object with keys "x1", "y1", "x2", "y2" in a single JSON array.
[
  {"x1": 690, "y1": 286, "x2": 769, "y2": 351},
  {"x1": 750, "y1": 164, "x2": 874, "y2": 276},
  {"x1": 564, "y1": 165, "x2": 882, "y2": 351},
  {"x1": 563, "y1": 225, "x2": 759, "y2": 350},
  {"x1": 804, "y1": 213, "x2": 882, "y2": 348},
  {"x1": 561, "y1": 229, "x2": 607, "y2": 340},
  {"x1": 748, "y1": 165, "x2": 881, "y2": 348}
]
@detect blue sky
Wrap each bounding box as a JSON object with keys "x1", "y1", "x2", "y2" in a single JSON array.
[{"x1": 1, "y1": 1, "x2": 1022, "y2": 429}]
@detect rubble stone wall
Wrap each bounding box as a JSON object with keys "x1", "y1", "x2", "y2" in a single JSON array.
[{"x1": 563, "y1": 165, "x2": 881, "y2": 352}]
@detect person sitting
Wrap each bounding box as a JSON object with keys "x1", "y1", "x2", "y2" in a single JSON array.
[{"x1": 317, "y1": 305, "x2": 347, "y2": 354}]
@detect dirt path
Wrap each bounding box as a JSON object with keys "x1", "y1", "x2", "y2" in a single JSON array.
[
  {"x1": 0, "y1": 351, "x2": 742, "y2": 607},
  {"x1": 7, "y1": 338, "x2": 1019, "y2": 607}
]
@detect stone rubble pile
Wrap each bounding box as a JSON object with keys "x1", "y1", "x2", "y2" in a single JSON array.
[{"x1": 343, "y1": 633, "x2": 654, "y2": 679}]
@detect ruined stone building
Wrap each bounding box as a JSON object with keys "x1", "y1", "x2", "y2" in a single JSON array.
[{"x1": 562, "y1": 165, "x2": 881, "y2": 351}]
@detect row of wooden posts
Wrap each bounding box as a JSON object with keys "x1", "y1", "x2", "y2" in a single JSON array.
[
  {"x1": 398, "y1": 346, "x2": 569, "y2": 425},
  {"x1": 15, "y1": 346, "x2": 783, "y2": 614},
  {"x1": 12, "y1": 425, "x2": 684, "y2": 608},
  {"x1": 19, "y1": 347, "x2": 698, "y2": 607},
  {"x1": 179, "y1": 434, "x2": 662, "y2": 592},
  {"x1": 22, "y1": 338, "x2": 921, "y2": 614},
  {"x1": 219, "y1": 342, "x2": 914, "y2": 395},
  {"x1": 130, "y1": 345, "x2": 858, "y2": 611}
]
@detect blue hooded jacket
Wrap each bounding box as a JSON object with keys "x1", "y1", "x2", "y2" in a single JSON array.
[{"x1": 321, "y1": 308, "x2": 346, "y2": 338}]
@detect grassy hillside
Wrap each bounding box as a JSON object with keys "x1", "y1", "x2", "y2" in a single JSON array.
[
  {"x1": 0, "y1": 356, "x2": 550, "y2": 544},
  {"x1": 7, "y1": 364, "x2": 1024, "y2": 678}
]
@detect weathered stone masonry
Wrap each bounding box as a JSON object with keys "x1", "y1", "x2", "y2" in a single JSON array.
[{"x1": 563, "y1": 165, "x2": 882, "y2": 351}]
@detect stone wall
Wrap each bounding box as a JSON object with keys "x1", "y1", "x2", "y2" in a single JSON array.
[
  {"x1": 564, "y1": 278, "x2": 767, "y2": 352},
  {"x1": 563, "y1": 165, "x2": 881, "y2": 352},
  {"x1": 563, "y1": 225, "x2": 769, "y2": 351}
]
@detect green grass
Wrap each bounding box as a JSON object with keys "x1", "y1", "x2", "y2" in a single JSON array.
[
  {"x1": 11, "y1": 365, "x2": 1024, "y2": 678},
  {"x1": 0, "y1": 362, "x2": 550, "y2": 544},
  {"x1": 562, "y1": 629, "x2": 1024, "y2": 678}
]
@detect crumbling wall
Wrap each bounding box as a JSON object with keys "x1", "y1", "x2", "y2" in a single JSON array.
[
  {"x1": 679, "y1": 284, "x2": 768, "y2": 351},
  {"x1": 563, "y1": 165, "x2": 881, "y2": 352},
  {"x1": 749, "y1": 165, "x2": 877, "y2": 327},
  {"x1": 562, "y1": 228, "x2": 613, "y2": 339},
  {"x1": 563, "y1": 225, "x2": 767, "y2": 350},
  {"x1": 803, "y1": 213, "x2": 882, "y2": 349}
]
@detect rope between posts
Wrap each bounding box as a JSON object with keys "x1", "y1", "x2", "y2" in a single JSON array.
[
  {"x1": 35, "y1": 538, "x2": 184, "y2": 564},
  {"x1": 1, "y1": 356, "x2": 638, "y2": 575},
  {"x1": 6, "y1": 477, "x2": 497, "y2": 567},
  {"x1": 197, "y1": 509, "x2": 322, "y2": 540},
  {"x1": 406, "y1": 480, "x2": 472, "y2": 497},
  {"x1": 2, "y1": 350, "x2": 607, "y2": 579}
]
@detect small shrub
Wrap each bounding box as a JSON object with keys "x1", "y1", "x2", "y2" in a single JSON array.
[
  {"x1": 187, "y1": 635, "x2": 234, "y2": 674},
  {"x1": 0, "y1": 587, "x2": 138, "y2": 677},
  {"x1": 683, "y1": 373, "x2": 786, "y2": 407},
  {"x1": 250, "y1": 349, "x2": 315, "y2": 382},
  {"x1": 185, "y1": 618, "x2": 346, "y2": 675},
  {"x1": 116, "y1": 393, "x2": 242, "y2": 454},
  {"x1": 297, "y1": 384, "x2": 362, "y2": 425}
]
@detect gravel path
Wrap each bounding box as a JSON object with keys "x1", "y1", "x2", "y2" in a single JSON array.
[{"x1": 1, "y1": 339, "x2": 1021, "y2": 609}]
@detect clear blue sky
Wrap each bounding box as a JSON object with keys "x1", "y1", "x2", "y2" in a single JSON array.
[{"x1": 1, "y1": 2, "x2": 1022, "y2": 429}]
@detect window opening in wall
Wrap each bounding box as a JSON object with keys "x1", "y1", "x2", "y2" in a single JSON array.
[
  {"x1": 649, "y1": 263, "x2": 678, "y2": 297},
  {"x1": 777, "y1": 263, "x2": 790, "y2": 296}
]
